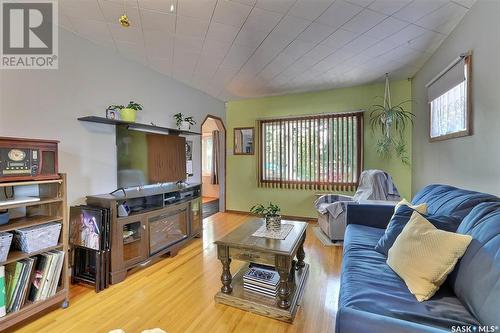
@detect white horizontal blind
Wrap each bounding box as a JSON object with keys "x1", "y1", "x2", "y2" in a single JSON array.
[
  {"x1": 430, "y1": 81, "x2": 467, "y2": 138},
  {"x1": 427, "y1": 58, "x2": 466, "y2": 102},
  {"x1": 428, "y1": 55, "x2": 470, "y2": 139}
]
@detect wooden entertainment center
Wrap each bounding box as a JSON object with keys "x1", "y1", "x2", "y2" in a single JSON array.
[{"x1": 86, "y1": 183, "x2": 202, "y2": 284}]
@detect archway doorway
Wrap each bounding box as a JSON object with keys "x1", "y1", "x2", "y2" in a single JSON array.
[{"x1": 200, "y1": 115, "x2": 226, "y2": 218}]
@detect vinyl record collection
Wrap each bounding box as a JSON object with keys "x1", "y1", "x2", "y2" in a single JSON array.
[
  {"x1": 243, "y1": 264, "x2": 280, "y2": 298},
  {"x1": 2, "y1": 250, "x2": 65, "y2": 315},
  {"x1": 70, "y1": 206, "x2": 110, "y2": 292}
]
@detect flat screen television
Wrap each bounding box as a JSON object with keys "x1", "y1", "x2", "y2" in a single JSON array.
[{"x1": 116, "y1": 126, "x2": 186, "y2": 188}]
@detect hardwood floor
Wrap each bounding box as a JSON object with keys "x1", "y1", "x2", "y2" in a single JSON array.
[
  {"x1": 202, "y1": 196, "x2": 218, "y2": 203},
  {"x1": 10, "y1": 212, "x2": 343, "y2": 333},
  {"x1": 203, "y1": 199, "x2": 220, "y2": 219}
]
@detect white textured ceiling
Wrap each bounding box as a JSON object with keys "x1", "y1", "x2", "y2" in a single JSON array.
[{"x1": 59, "y1": 0, "x2": 475, "y2": 101}]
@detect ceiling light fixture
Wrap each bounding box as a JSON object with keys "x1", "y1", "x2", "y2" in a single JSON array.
[
  {"x1": 119, "y1": 0, "x2": 130, "y2": 27},
  {"x1": 119, "y1": 14, "x2": 130, "y2": 27}
]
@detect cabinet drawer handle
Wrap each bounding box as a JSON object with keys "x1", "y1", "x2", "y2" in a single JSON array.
[{"x1": 139, "y1": 260, "x2": 152, "y2": 267}]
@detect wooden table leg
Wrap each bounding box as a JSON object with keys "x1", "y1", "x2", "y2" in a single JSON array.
[
  {"x1": 276, "y1": 255, "x2": 291, "y2": 309},
  {"x1": 217, "y1": 245, "x2": 232, "y2": 294},
  {"x1": 289, "y1": 260, "x2": 296, "y2": 283},
  {"x1": 296, "y1": 232, "x2": 306, "y2": 269}
]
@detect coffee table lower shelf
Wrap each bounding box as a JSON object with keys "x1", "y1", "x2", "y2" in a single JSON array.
[{"x1": 214, "y1": 263, "x2": 309, "y2": 323}]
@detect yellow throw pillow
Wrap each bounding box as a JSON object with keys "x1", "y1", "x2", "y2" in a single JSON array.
[
  {"x1": 394, "y1": 199, "x2": 428, "y2": 214},
  {"x1": 387, "y1": 211, "x2": 472, "y2": 302}
]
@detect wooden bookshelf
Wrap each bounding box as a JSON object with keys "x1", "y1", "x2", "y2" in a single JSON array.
[
  {"x1": 0, "y1": 174, "x2": 69, "y2": 331},
  {"x1": 0, "y1": 179, "x2": 63, "y2": 188},
  {"x1": 0, "y1": 215, "x2": 63, "y2": 233},
  {"x1": 1, "y1": 243, "x2": 64, "y2": 265},
  {"x1": 0, "y1": 290, "x2": 67, "y2": 328},
  {"x1": 0, "y1": 197, "x2": 63, "y2": 211}
]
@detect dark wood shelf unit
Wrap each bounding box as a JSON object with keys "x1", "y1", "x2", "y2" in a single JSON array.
[
  {"x1": 77, "y1": 116, "x2": 201, "y2": 136},
  {"x1": 86, "y1": 184, "x2": 202, "y2": 284},
  {"x1": 92, "y1": 183, "x2": 200, "y2": 201},
  {"x1": 123, "y1": 237, "x2": 141, "y2": 245},
  {"x1": 0, "y1": 174, "x2": 69, "y2": 331}
]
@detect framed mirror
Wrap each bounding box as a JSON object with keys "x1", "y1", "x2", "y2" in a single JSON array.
[{"x1": 234, "y1": 127, "x2": 254, "y2": 155}]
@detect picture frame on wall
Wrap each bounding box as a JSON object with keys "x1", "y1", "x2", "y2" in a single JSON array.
[{"x1": 234, "y1": 127, "x2": 254, "y2": 155}]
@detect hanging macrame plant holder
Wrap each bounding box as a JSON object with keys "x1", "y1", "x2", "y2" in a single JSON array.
[
  {"x1": 369, "y1": 74, "x2": 415, "y2": 165},
  {"x1": 381, "y1": 74, "x2": 393, "y2": 139}
]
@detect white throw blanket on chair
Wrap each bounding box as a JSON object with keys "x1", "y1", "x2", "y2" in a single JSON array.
[
  {"x1": 314, "y1": 170, "x2": 401, "y2": 241},
  {"x1": 315, "y1": 169, "x2": 401, "y2": 217}
]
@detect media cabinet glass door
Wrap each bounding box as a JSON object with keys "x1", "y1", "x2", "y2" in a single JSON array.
[
  {"x1": 120, "y1": 216, "x2": 148, "y2": 266},
  {"x1": 148, "y1": 204, "x2": 189, "y2": 255}
]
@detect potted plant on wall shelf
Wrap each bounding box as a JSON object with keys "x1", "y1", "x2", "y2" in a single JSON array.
[
  {"x1": 369, "y1": 74, "x2": 415, "y2": 165},
  {"x1": 107, "y1": 101, "x2": 143, "y2": 122},
  {"x1": 174, "y1": 113, "x2": 196, "y2": 131},
  {"x1": 250, "y1": 202, "x2": 281, "y2": 231}
]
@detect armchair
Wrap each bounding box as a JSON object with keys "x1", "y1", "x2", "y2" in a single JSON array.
[{"x1": 314, "y1": 169, "x2": 400, "y2": 241}]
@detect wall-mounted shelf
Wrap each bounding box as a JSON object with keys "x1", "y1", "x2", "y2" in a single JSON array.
[{"x1": 77, "y1": 116, "x2": 201, "y2": 136}]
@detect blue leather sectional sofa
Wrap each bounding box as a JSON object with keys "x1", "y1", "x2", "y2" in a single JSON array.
[{"x1": 336, "y1": 185, "x2": 500, "y2": 333}]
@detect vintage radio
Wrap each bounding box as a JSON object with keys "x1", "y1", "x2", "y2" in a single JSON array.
[{"x1": 0, "y1": 137, "x2": 59, "y2": 182}]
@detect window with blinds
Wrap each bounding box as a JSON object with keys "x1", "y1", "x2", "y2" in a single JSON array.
[
  {"x1": 428, "y1": 53, "x2": 472, "y2": 141},
  {"x1": 258, "y1": 112, "x2": 363, "y2": 191}
]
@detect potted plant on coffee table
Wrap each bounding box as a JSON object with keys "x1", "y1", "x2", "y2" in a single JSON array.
[
  {"x1": 107, "y1": 101, "x2": 143, "y2": 122},
  {"x1": 250, "y1": 202, "x2": 281, "y2": 231}
]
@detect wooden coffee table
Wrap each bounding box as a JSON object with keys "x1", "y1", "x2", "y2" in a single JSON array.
[{"x1": 214, "y1": 219, "x2": 309, "y2": 323}]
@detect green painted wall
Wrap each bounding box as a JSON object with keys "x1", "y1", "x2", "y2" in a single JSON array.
[{"x1": 226, "y1": 80, "x2": 412, "y2": 218}]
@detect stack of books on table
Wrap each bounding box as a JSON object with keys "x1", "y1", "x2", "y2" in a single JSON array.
[{"x1": 243, "y1": 265, "x2": 279, "y2": 298}]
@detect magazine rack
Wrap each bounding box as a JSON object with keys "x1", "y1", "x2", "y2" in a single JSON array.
[
  {"x1": 70, "y1": 205, "x2": 111, "y2": 292},
  {"x1": 0, "y1": 174, "x2": 69, "y2": 331}
]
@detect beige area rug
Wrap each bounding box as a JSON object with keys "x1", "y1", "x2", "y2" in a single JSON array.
[{"x1": 312, "y1": 226, "x2": 343, "y2": 247}]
